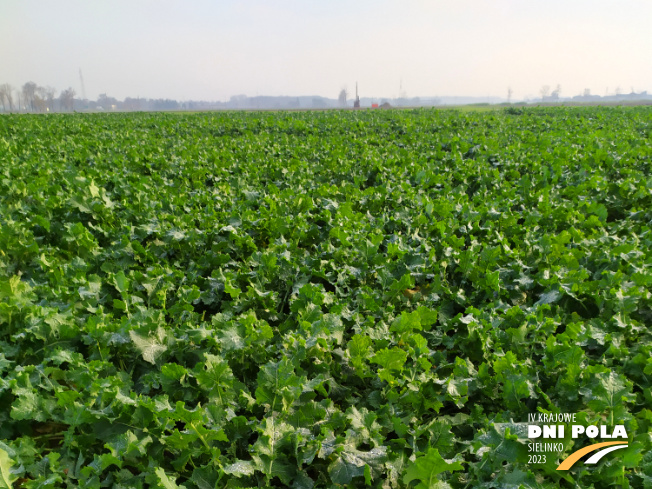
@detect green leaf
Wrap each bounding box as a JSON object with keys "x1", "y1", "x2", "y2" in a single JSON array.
[
  {"x1": 252, "y1": 417, "x2": 296, "y2": 484},
  {"x1": 255, "y1": 358, "x2": 302, "y2": 411},
  {"x1": 403, "y1": 448, "x2": 463, "y2": 489},
  {"x1": 0, "y1": 449, "x2": 18, "y2": 489},
  {"x1": 536, "y1": 289, "x2": 561, "y2": 305},
  {"x1": 347, "y1": 334, "x2": 372, "y2": 375},
  {"x1": 129, "y1": 327, "x2": 167, "y2": 364},
  {"x1": 195, "y1": 354, "x2": 237, "y2": 405},
  {"x1": 155, "y1": 467, "x2": 183, "y2": 489},
  {"x1": 223, "y1": 460, "x2": 256, "y2": 477},
  {"x1": 580, "y1": 368, "x2": 636, "y2": 421},
  {"x1": 113, "y1": 270, "x2": 129, "y2": 295},
  {"x1": 328, "y1": 453, "x2": 365, "y2": 485},
  {"x1": 371, "y1": 347, "x2": 407, "y2": 371},
  {"x1": 390, "y1": 311, "x2": 422, "y2": 333},
  {"x1": 416, "y1": 306, "x2": 438, "y2": 329},
  {"x1": 89, "y1": 180, "x2": 100, "y2": 198},
  {"x1": 328, "y1": 447, "x2": 387, "y2": 485},
  {"x1": 418, "y1": 420, "x2": 457, "y2": 457}
]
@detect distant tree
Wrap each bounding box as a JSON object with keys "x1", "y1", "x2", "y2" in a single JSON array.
[
  {"x1": 151, "y1": 99, "x2": 179, "y2": 111},
  {"x1": 615, "y1": 86, "x2": 622, "y2": 95},
  {"x1": 312, "y1": 97, "x2": 327, "y2": 109},
  {"x1": 507, "y1": 87, "x2": 513, "y2": 103},
  {"x1": 59, "y1": 87, "x2": 76, "y2": 111},
  {"x1": 34, "y1": 86, "x2": 50, "y2": 112},
  {"x1": 42, "y1": 86, "x2": 56, "y2": 111},
  {"x1": 0, "y1": 84, "x2": 14, "y2": 111},
  {"x1": 98, "y1": 93, "x2": 119, "y2": 110},
  {"x1": 551, "y1": 84, "x2": 561, "y2": 99},
  {"x1": 583, "y1": 88, "x2": 591, "y2": 97},
  {"x1": 338, "y1": 88, "x2": 348, "y2": 107},
  {"x1": 22, "y1": 81, "x2": 38, "y2": 111},
  {"x1": 229, "y1": 94, "x2": 248, "y2": 108},
  {"x1": 540, "y1": 85, "x2": 550, "y2": 100},
  {"x1": 124, "y1": 97, "x2": 142, "y2": 111}
]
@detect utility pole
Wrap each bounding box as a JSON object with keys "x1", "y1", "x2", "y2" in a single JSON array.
[{"x1": 79, "y1": 69, "x2": 87, "y2": 100}]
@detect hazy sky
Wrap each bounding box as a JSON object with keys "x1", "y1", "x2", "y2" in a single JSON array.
[{"x1": 2, "y1": 0, "x2": 651, "y2": 101}]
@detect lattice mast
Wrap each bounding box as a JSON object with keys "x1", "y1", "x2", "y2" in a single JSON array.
[{"x1": 79, "y1": 69, "x2": 87, "y2": 100}]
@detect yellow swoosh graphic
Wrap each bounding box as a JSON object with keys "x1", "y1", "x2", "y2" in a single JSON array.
[{"x1": 557, "y1": 442, "x2": 628, "y2": 470}]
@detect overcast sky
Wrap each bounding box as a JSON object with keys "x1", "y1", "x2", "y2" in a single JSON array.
[{"x1": 2, "y1": 0, "x2": 651, "y2": 101}]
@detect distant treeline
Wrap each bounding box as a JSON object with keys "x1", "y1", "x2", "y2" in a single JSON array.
[
  {"x1": 3, "y1": 80, "x2": 649, "y2": 113},
  {"x1": 0, "y1": 81, "x2": 437, "y2": 113},
  {"x1": 0, "y1": 81, "x2": 195, "y2": 113}
]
